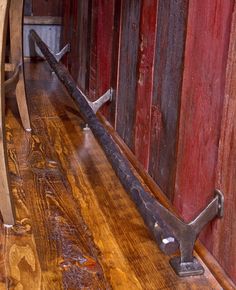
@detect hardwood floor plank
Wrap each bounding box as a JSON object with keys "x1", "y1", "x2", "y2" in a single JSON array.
[
  {"x1": 8, "y1": 118, "x2": 110, "y2": 289},
  {"x1": 3, "y1": 123, "x2": 42, "y2": 289},
  {"x1": 47, "y1": 116, "x2": 220, "y2": 290}
]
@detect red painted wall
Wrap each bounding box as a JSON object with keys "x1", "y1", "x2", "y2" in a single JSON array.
[
  {"x1": 172, "y1": 1, "x2": 235, "y2": 282},
  {"x1": 88, "y1": 0, "x2": 114, "y2": 111},
  {"x1": 213, "y1": 5, "x2": 236, "y2": 282},
  {"x1": 32, "y1": 0, "x2": 62, "y2": 16},
  {"x1": 174, "y1": 0, "x2": 233, "y2": 249},
  {"x1": 134, "y1": 0, "x2": 158, "y2": 170}
]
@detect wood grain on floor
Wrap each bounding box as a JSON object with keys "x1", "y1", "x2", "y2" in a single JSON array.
[{"x1": 0, "y1": 61, "x2": 224, "y2": 289}]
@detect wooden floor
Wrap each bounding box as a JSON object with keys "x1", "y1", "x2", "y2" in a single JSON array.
[{"x1": 0, "y1": 61, "x2": 224, "y2": 289}]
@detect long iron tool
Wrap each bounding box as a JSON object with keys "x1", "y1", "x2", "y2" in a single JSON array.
[{"x1": 30, "y1": 29, "x2": 224, "y2": 277}]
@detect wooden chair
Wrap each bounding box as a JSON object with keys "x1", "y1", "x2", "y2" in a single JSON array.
[{"x1": 0, "y1": 0, "x2": 31, "y2": 225}]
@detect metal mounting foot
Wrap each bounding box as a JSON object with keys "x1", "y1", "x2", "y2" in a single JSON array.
[
  {"x1": 52, "y1": 44, "x2": 70, "y2": 62},
  {"x1": 81, "y1": 88, "x2": 113, "y2": 131},
  {"x1": 29, "y1": 33, "x2": 70, "y2": 63},
  {"x1": 148, "y1": 189, "x2": 224, "y2": 276},
  {"x1": 166, "y1": 189, "x2": 223, "y2": 276},
  {"x1": 83, "y1": 88, "x2": 113, "y2": 114},
  {"x1": 50, "y1": 44, "x2": 70, "y2": 74},
  {"x1": 170, "y1": 257, "x2": 204, "y2": 277}
]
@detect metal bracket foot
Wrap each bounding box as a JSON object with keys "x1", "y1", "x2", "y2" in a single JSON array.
[
  {"x1": 83, "y1": 88, "x2": 113, "y2": 114},
  {"x1": 151, "y1": 189, "x2": 224, "y2": 276},
  {"x1": 170, "y1": 257, "x2": 204, "y2": 277},
  {"x1": 51, "y1": 43, "x2": 70, "y2": 63},
  {"x1": 81, "y1": 88, "x2": 113, "y2": 131},
  {"x1": 50, "y1": 44, "x2": 70, "y2": 74},
  {"x1": 29, "y1": 33, "x2": 70, "y2": 63}
]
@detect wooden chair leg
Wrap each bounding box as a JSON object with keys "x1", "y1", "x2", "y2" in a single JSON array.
[
  {"x1": 0, "y1": 0, "x2": 16, "y2": 226},
  {"x1": 0, "y1": 130, "x2": 16, "y2": 226},
  {"x1": 9, "y1": 0, "x2": 31, "y2": 132}
]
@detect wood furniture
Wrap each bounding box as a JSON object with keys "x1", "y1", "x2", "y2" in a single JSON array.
[{"x1": 0, "y1": 0, "x2": 31, "y2": 225}]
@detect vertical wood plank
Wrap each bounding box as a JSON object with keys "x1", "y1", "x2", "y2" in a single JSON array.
[
  {"x1": 88, "y1": 0, "x2": 98, "y2": 101},
  {"x1": 76, "y1": 0, "x2": 92, "y2": 92},
  {"x1": 66, "y1": 0, "x2": 78, "y2": 80},
  {"x1": 61, "y1": 0, "x2": 72, "y2": 67},
  {"x1": 213, "y1": 6, "x2": 236, "y2": 284},
  {"x1": 96, "y1": 0, "x2": 114, "y2": 117},
  {"x1": 32, "y1": 0, "x2": 62, "y2": 16},
  {"x1": 148, "y1": 0, "x2": 189, "y2": 199},
  {"x1": 61, "y1": 0, "x2": 121, "y2": 125},
  {"x1": 115, "y1": 0, "x2": 141, "y2": 150},
  {"x1": 134, "y1": 0, "x2": 158, "y2": 170},
  {"x1": 71, "y1": 0, "x2": 91, "y2": 91},
  {"x1": 62, "y1": 0, "x2": 92, "y2": 92},
  {"x1": 109, "y1": 0, "x2": 121, "y2": 126},
  {"x1": 88, "y1": 0, "x2": 114, "y2": 108},
  {"x1": 24, "y1": 0, "x2": 32, "y2": 16},
  {"x1": 174, "y1": 0, "x2": 233, "y2": 235}
]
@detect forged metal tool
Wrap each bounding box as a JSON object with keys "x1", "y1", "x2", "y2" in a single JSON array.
[
  {"x1": 29, "y1": 32, "x2": 70, "y2": 63},
  {"x1": 53, "y1": 43, "x2": 70, "y2": 62},
  {"x1": 77, "y1": 88, "x2": 113, "y2": 131},
  {"x1": 30, "y1": 29, "x2": 224, "y2": 277},
  {"x1": 153, "y1": 189, "x2": 223, "y2": 276},
  {"x1": 79, "y1": 88, "x2": 113, "y2": 114}
]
